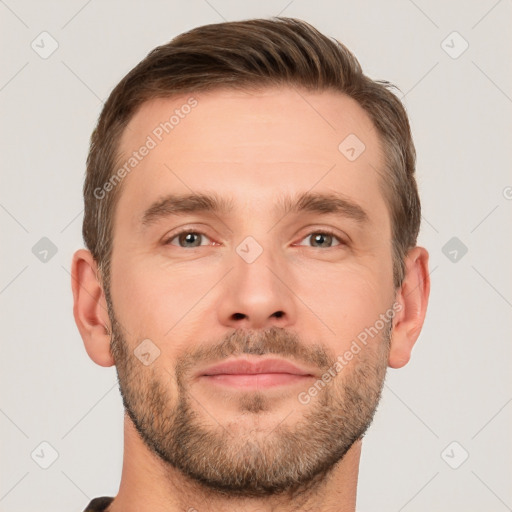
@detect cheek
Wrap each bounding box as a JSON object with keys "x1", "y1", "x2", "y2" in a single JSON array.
[
  {"x1": 291, "y1": 261, "x2": 392, "y2": 347},
  {"x1": 110, "y1": 254, "x2": 220, "y2": 339}
]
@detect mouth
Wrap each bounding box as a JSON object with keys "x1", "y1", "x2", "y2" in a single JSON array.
[{"x1": 197, "y1": 357, "x2": 316, "y2": 389}]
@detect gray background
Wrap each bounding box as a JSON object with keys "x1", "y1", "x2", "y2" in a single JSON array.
[{"x1": 1, "y1": 0, "x2": 511, "y2": 511}]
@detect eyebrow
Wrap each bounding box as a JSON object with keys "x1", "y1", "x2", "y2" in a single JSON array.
[{"x1": 140, "y1": 191, "x2": 369, "y2": 228}]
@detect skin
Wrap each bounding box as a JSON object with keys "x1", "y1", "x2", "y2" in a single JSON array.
[{"x1": 71, "y1": 87, "x2": 430, "y2": 512}]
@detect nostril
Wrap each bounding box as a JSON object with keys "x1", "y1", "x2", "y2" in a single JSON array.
[
  {"x1": 272, "y1": 311, "x2": 284, "y2": 319},
  {"x1": 232, "y1": 313, "x2": 246, "y2": 320}
]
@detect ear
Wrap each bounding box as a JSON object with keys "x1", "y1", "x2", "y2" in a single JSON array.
[
  {"x1": 71, "y1": 249, "x2": 114, "y2": 367},
  {"x1": 388, "y1": 246, "x2": 430, "y2": 368}
]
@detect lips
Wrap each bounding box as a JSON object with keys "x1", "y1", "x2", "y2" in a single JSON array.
[
  {"x1": 199, "y1": 358, "x2": 314, "y2": 377},
  {"x1": 197, "y1": 357, "x2": 316, "y2": 389}
]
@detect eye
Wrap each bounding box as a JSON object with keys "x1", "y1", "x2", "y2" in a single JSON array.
[
  {"x1": 165, "y1": 230, "x2": 213, "y2": 248},
  {"x1": 164, "y1": 229, "x2": 345, "y2": 249},
  {"x1": 297, "y1": 231, "x2": 344, "y2": 248}
]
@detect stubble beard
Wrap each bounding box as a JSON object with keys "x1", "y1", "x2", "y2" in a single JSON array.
[{"x1": 107, "y1": 303, "x2": 391, "y2": 499}]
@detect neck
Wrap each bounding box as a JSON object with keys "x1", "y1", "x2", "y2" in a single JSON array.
[{"x1": 108, "y1": 414, "x2": 361, "y2": 512}]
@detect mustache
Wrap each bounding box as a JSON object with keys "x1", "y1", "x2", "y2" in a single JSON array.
[{"x1": 175, "y1": 326, "x2": 333, "y2": 379}]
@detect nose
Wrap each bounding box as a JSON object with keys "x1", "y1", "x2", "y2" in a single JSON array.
[{"x1": 216, "y1": 243, "x2": 297, "y2": 330}]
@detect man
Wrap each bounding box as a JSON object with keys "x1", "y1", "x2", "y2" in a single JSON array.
[{"x1": 71, "y1": 17, "x2": 430, "y2": 512}]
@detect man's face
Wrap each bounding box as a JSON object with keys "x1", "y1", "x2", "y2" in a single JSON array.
[{"x1": 107, "y1": 87, "x2": 396, "y2": 496}]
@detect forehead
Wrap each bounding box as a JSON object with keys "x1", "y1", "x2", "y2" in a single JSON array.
[{"x1": 113, "y1": 86, "x2": 389, "y2": 231}]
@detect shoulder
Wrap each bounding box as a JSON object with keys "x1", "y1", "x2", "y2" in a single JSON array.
[{"x1": 82, "y1": 496, "x2": 114, "y2": 512}]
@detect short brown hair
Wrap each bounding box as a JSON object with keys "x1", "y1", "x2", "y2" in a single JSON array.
[{"x1": 83, "y1": 17, "x2": 420, "y2": 291}]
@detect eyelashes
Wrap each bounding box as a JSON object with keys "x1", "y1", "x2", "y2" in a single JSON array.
[
  {"x1": 164, "y1": 228, "x2": 347, "y2": 249},
  {"x1": 296, "y1": 230, "x2": 345, "y2": 248}
]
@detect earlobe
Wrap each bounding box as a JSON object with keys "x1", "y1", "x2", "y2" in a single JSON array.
[
  {"x1": 71, "y1": 249, "x2": 115, "y2": 367},
  {"x1": 388, "y1": 246, "x2": 430, "y2": 369}
]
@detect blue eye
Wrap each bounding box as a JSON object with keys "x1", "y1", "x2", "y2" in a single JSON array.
[
  {"x1": 164, "y1": 229, "x2": 345, "y2": 249},
  {"x1": 299, "y1": 231, "x2": 343, "y2": 248},
  {"x1": 166, "y1": 231, "x2": 212, "y2": 248}
]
